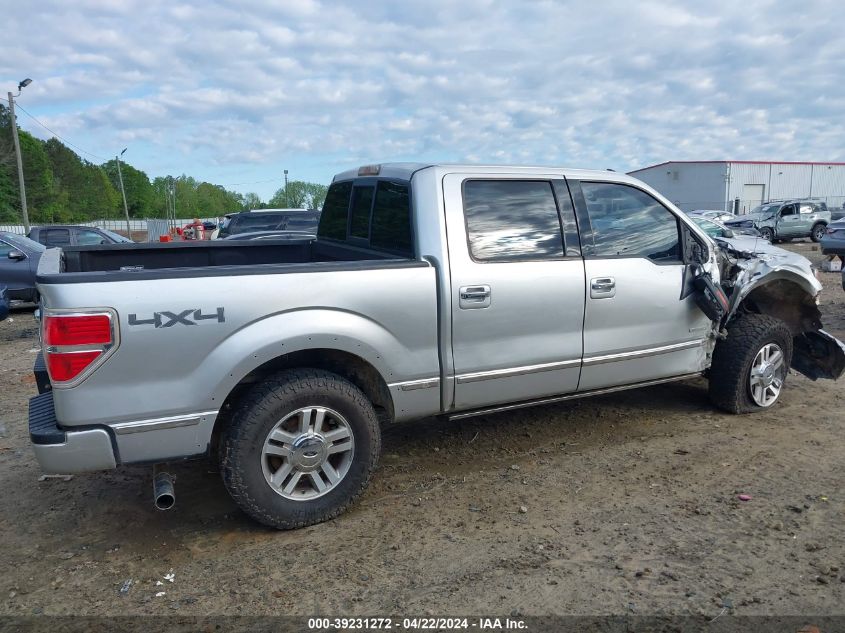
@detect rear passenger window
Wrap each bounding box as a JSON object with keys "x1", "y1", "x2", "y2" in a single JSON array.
[
  {"x1": 318, "y1": 182, "x2": 353, "y2": 240},
  {"x1": 580, "y1": 182, "x2": 680, "y2": 262},
  {"x1": 41, "y1": 229, "x2": 71, "y2": 246},
  {"x1": 463, "y1": 180, "x2": 564, "y2": 261},
  {"x1": 371, "y1": 181, "x2": 412, "y2": 255}
]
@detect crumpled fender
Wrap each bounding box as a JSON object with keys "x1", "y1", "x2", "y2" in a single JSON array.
[
  {"x1": 791, "y1": 330, "x2": 845, "y2": 381},
  {"x1": 714, "y1": 240, "x2": 845, "y2": 381}
]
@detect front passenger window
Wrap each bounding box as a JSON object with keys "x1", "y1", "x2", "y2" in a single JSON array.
[{"x1": 581, "y1": 182, "x2": 681, "y2": 262}]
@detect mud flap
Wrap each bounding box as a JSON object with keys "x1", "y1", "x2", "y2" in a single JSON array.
[
  {"x1": 791, "y1": 330, "x2": 845, "y2": 380},
  {"x1": 693, "y1": 273, "x2": 729, "y2": 322}
]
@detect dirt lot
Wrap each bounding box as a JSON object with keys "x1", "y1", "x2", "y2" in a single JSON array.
[{"x1": 0, "y1": 241, "x2": 843, "y2": 618}]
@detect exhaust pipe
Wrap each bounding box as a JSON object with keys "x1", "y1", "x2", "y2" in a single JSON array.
[{"x1": 153, "y1": 469, "x2": 175, "y2": 511}]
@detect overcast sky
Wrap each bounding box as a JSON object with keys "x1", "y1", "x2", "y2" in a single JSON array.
[{"x1": 2, "y1": 0, "x2": 844, "y2": 199}]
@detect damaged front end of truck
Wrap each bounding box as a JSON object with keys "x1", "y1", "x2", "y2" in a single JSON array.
[{"x1": 711, "y1": 238, "x2": 845, "y2": 381}]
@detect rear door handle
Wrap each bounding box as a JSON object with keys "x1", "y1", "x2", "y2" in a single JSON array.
[
  {"x1": 590, "y1": 276, "x2": 616, "y2": 299},
  {"x1": 459, "y1": 285, "x2": 491, "y2": 309}
]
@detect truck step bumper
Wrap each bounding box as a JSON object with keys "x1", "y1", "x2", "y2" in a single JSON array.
[
  {"x1": 29, "y1": 392, "x2": 117, "y2": 473},
  {"x1": 33, "y1": 351, "x2": 51, "y2": 395}
]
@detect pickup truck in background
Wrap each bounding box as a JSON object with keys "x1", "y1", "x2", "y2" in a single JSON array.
[{"x1": 28, "y1": 163, "x2": 845, "y2": 529}]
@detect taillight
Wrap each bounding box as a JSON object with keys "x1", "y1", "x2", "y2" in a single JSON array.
[
  {"x1": 44, "y1": 315, "x2": 111, "y2": 346},
  {"x1": 42, "y1": 310, "x2": 117, "y2": 386}
]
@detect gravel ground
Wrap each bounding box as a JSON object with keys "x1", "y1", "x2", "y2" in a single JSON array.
[{"x1": 0, "y1": 241, "x2": 843, "y2": 618}]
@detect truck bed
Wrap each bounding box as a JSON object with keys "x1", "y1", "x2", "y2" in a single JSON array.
[
  {"x1": 35, "y1": 238, "x2": 411, "y2": 284},
  {"x1": 61, "y1": 238, "x2": 398, "y2": 273}
]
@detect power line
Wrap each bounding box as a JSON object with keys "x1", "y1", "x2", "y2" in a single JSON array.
[
  {"x1": 221, "y1": 177, "x2": 280, "y2": 186},
  {"x1": 13, "y1": 102, "x2": 109, "y2": 163}
]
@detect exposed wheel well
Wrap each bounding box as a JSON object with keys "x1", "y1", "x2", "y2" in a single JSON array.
[
  {"x1": 737, "y1": 279, "x2": 820, "y2": 336},
  {"x1": 210, "y1": 349, "x2": 394, "y2": 456}
]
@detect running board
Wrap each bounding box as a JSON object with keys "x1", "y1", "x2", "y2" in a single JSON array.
[{"x1": 447, "y1": 372, "x2": 704, "y2": 421}]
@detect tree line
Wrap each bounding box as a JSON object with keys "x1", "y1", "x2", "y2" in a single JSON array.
[{"x1": 0, "y1": 103, "x2": 327, "y2": 225}]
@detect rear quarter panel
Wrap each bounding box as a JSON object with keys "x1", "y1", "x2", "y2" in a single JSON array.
[{"x1": 39, "y1": 264, "x2": 440, "y2": 433}]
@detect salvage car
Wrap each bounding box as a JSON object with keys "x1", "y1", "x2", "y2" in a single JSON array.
[
  {"x1": 222, "y1": 230, "x2": 316, "y2": 241},
  {"x1": 0, "y1": 285, "x2": 8, "y2": 321},
  {"x1": 217, "y1": 209, "x2": 320, "y2": 238},
  {"x1": 724, "y1": 199, "x2": 831, "y2": 243},
  {"x1": 26, "y1": 163, "x2": 845, "y2": 529},
  {"x1": 820, "y1": 220, "x2": 845, "y2": 257},
  {"x1": 688, "y1": 209, "x2": 736, "y2": 224},
  {"x1": 690, "y1": 216, "x2": 761, "y2": 239},
  {"x1": 0, "y1": 232, "x2": 45, "y2": 302},
  {"x1": 28, "y1": 225, "x2": 132, "y2": 248}
]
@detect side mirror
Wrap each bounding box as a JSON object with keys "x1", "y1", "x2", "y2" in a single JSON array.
[
  {"x1": 722, "y1": 229, "x2": 735, "y2": 238},
  {"x1": 8, "y1": 250, "x2": 25, "y2": 261}
]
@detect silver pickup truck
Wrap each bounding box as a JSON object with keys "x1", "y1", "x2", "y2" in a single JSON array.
[{"x1": 28, "y1": 163, "x2": 845, "y2": 529}]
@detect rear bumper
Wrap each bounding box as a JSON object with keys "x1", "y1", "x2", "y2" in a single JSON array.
[
  {"x1": 29, "y1": 392, "x2": 117, "y2": 473},
  {"x1": 820, "y1": 243, "x2": 845, "y2": 256}
]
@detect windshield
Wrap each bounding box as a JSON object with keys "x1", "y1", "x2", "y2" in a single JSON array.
[
  {"x1": 97, "y1": 228, "x2": 132, "y2": 243},
  {"x1": 692, "y1": 217, "x2": 725, "y2": 238},
  {"x1": 750, "y1": 203, "x2": 780, "y2": 216},
  {"x1": 1, "y1": 232, "x2": 47, "y2": 252}
]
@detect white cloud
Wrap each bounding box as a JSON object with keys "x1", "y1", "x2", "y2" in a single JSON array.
[{"x1": 1, "y1": 0, "x2": 844, "y2": 197}]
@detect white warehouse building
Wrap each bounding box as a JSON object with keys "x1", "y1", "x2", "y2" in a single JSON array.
[{"x1": 629, "y1": 161, "x2": 845, "y2": 215}]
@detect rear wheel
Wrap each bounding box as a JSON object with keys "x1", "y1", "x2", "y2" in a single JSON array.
[
  {"x1": 219, "y1": 369, "x2": 381, "y2": 529},
  {"x1": 708, "y1": 313, "x2": 792, "y2": 413},
  {"x1": 811, "y1": 223, "x2": 826, "y2": 242}
]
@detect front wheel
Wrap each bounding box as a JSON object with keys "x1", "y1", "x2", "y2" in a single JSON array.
[
  {"x1": 708, "y1": 313, "x2": 792, "y2": 413},
  {"x1": 811, "y1": 223, "x2": 826, "y2": 242},
  {"x1": 759, "y1": 227, "x2": 774, "y2": 242},
  {"x1": 219, "y1": 369, "x2": 381, "y2": 529}
]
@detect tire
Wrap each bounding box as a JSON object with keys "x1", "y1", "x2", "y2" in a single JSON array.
[
  {"x1": 759, "y1": 227, "x2": 774, "y2": 242},
  {"x1": 708, "y1": 313, "x2": 792, "y2": 414},
  {"x1": 219, "y1": 369, "x2": 381, "y2": 529},
  {"x1": 811, "y1": 223, "x2": 826, "y2": 242}
]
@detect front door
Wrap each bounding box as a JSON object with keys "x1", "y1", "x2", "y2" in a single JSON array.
[
  {"x1": 570, "y1": 181, "x2": 711, "y2": 391},
  {"x1": 0, "y1": 238, "x2": 33, "y2": 294},
  {"x1": 776, "y1": 203, "x2": 802, "y2": 237},
  {"x1": 443, "y1": 174, "x2": 586, "y2": 411}
]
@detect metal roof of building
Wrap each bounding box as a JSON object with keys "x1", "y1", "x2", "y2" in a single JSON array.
[{"x1": 629, "y1": 160, "x2": 845, "y2": 173}]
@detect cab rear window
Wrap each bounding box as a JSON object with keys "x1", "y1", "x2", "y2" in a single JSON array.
[{"x1": 318, "y1": 180, "x2": 413, "y2": 256}]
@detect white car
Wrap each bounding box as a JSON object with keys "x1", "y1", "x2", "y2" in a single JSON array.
[{"x1": 689, "y1": 209, "x2": 736, "y2": 223}]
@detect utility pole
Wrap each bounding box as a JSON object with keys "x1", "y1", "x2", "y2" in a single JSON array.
[
  {"x1": 116, "y1": 148, "x2": 132, "y2": 239},
  {"x1": 8, "y1": 78, "x2": 33, "y2": 233},
  {"x1": 284, "y1": 169, "x2": 289, "y2": 207}
]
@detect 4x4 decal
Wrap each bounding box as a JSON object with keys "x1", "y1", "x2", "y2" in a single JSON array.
[{"x1": 128, "y1": 307, "x2": 225, "y2": 328}]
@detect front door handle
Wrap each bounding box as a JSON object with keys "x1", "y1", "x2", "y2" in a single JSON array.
[
  {"x1": 459, "y1": 285, "x2": 491, "y2": 309},
  {"x1": 590, "y1": 276, "x2": 616, "y2": 299}
]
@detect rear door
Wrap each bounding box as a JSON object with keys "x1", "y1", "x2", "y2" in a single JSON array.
[
  {"x1": 570, "y1": 180, "x2": 711, "y2": 391},
  {"x1": 39, "y1": 228, "x2": 71, "y2": 248},
  {"x1": 797, "y1": 202, "x2": 818, "y2": 236},
  {"x1": 443, "y1": 174, "x2": 585, "y2": 411}
]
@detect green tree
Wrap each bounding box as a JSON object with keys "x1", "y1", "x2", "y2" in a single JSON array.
[
  {"x1": 103, "y1": 159, "x2": 154, "y2": 218},
  {"x1": 0, "y1": 104, "x2": 19, "y2": 223},
  {"x1": 18, "y1": 131, "x2": 58, "y2": 223},
  {"x1": 241, "y1": 192, "x2": 263, "y2": 211},
  {"x1": 269, "y1": 180, "x2": 328, "y2": 209}
]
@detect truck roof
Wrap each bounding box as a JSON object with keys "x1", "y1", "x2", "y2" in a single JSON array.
[{"x1": 332, "y1": 162, "x2": 643, "y2": 184}]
